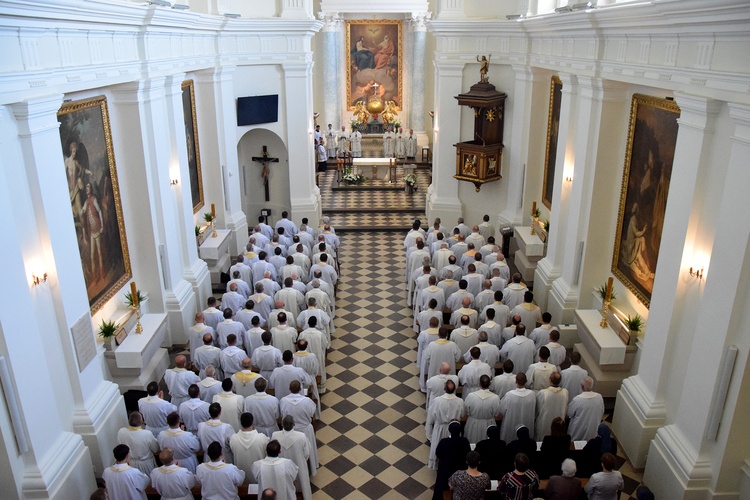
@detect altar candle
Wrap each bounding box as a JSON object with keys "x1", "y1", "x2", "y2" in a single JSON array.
[
  {"x1": 211, "y1": 203, "x2": 215, "y2": 218},
  {"x1": 532, "y1": 201, "x2": 537, "y2": 214},
  {"x1": 130, "y1": 281, "x2": 139, "y2": 308},
  {"x1": 605, "y1": 277, "x2": 613, "y2": 302}
]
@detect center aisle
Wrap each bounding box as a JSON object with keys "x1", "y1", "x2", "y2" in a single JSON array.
[{"x1": 311, "y1": 231, "x2": 436, "y2": 499}]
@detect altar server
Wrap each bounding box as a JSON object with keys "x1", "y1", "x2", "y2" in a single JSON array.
[
  {"x1": 150, "y1": 448, "x2": 197, "y2": 500},
  {"x1": 103, "y1": 444, "x2": 150, "y2": 500}
]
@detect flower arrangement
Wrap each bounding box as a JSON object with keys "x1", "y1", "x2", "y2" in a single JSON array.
[
  {"x1": 342, "y1": 171, "x2": 365, "y2": 184},
  {"x1": 350, "y1": 118, "x2": 364, "y2": 131},
  {"x1": 404, "y1": 172, "x2": 418, "y2": 187}
]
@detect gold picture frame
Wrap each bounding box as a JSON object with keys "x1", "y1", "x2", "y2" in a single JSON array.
[
  {"x1": 542, "y1": 76, "x2": 562, "y2": 209},
  {"x1": 58, "y1": 96, "x2": 132, "y2": 314},
  {"x1": 346, "y1": 20, "x2": 402, "y2": 111},
  {"x1": 182, "y1": 79, "x2": 204, "y2": 213},
  {"x1": 612, "y1": 94, "x2": 680, "y2": 308}
]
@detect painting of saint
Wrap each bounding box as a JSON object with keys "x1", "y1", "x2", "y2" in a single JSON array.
[
  {"x1": 542, "y1": 76, "x2": 562, "y2": 209},
  {"x1": 347, "y1": 21, "x2": 402, "y2": 110},
  {"x1": 182, "y1": 80, "x2": 204, "y2": 213},
  {"x1": 58, "y1": 96, "x2": 131, "y2": 313}
]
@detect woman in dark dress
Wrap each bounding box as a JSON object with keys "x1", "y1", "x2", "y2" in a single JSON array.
[
  {"x1": 540, "y1": 417, "x2": 573, "y2": 478},
  {"x1": 506, "y1": 425, "x2": 537, "y2": 472},
  {"x1": 433, "y1": 421, "x2": 471, "y2": 500},
  {"x1": 579, "y1": 423, "x2": 618, "y2": 478},
  {"x1": 475, "y1": 425, "x2": 507, "y2": 479},
  {"x1": 449, "y1": 451, "x2": 491, "y2": 500}
]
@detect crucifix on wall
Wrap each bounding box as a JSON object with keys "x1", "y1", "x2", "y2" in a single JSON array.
[{"x1": 251, "y1": 145, "x2": 279, "y2": 202}]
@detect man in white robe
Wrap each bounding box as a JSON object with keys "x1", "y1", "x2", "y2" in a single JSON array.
[
  {"x1": 199, "y1": 366, "x2": 223, "y2": 403},
  {"x1": 244, "y1": 378, "x2": 280, "y2": 438},
  {"x1": 275, "y1": 211, "x2": 299, "y2": 236},
  {"x1": 500, "y1": 324, "x2": 535, "y2": 375},
  {"x1": 462, "y1": 263, "x2": 484, "y2": 299},
  {"x1": 217, "y1": 309, "x2": 246, "y2": 349},
  {"x1": 297, "y1": 317, "x2": 329, "y2": 393},
  {"x1": 165, "y1": 356, "x2": 201, "y2": 409},
  {"x1": 422, "y1": 329, "x2": 462, "y2": 382},
  {"x1": 270, "y1": 312, "x2": 297, "y2": 354},
  {"x1": 179, "y1": 384, "x2": 210, "y2": 436},
  {"x1": 464, "y1": 375, "x2": 501, "y2": 444},
  {"x1": 150, "y1": 448, "x2": 197, "y2": 500},
  {"x1": 466, "y1": 225, "x2": 485, "y2": 249},
  {"x1": 139, "y1": 381, "x2": 177, "y2": 437},
  {"x1": 529, "y1": 312, "x2": 555, "y2": 353},
  {"x1": 417, "y1": 276, "x2": 444, "y2": 316},
  {"x1": 103, "y1": 444, "x2": 150, "y2": 500},
  {"x1": 117, "y1": 412, "x2": 159, "y2": 475},
  {"x1": 405, "y1": 129, "x2": 418, "y2": 159},
  {"x1": 252, "y1": 440, "x2": 299, "y2": 500},
  {"x1": 325, "y1": 123, "x2": 337, "y2": 157},
  {"x1": 415, "y1": 299, "x2": 442, "y2": 334},
  {"x1": 544, "y1": 329, "x2": 567, "y2": 368},
  {"x1": 503, "y1": 274, "x2": 529, "y2": 310},
  {"x1": 426, "y1": 380, "x2": 465, "y2": 469},
  {"x1": 158, "y1": 411, "x2": 200, "y2": 473},
  {"x1": 489, "y1": 253, "x2": 512, "y2": 283},
  {"x1": 432, "y1": 243, "x2": 454, "y2": 270},
  {"x1": 525, "y1": 346, "x2": 559, "y2": 391},
  {"x1": 403, "y1": 220, "x2": 425, "y2": 249},
  {"x1": 231, "y1": 253, "x2": 255, "y2": 283},
  {"x1": 502, "y1": 316, "x2": 522, "y2": 345},
  {"x1": 445, "y1": 280, "x2": 474, "y2": 311},
  {"x1": 279, "y1": 381, "x2": 318, "y2": 472},
  {"x1": 416, "y1": 317, "x2": 441, "y2": 392},
  {"x1": 351, "y1": 128, "x2": 362, "y2": 157},
  {"x1": 305, "y1": 279, "x2": 333, "y2": 319},
  {"x1": 451, "y1": 234, "x2": 469, "y2": 264},
  {"x1": 292, "y1": 340, "x2": 321, "y2": 418},
  {"x1": 474, "y1": 280, "x2": 496, "y2": 313},
  {"x1": 227, "y1": 270, "x2": 251, "y2": 299},
  {"x1": 232, "y1": 357, "x2": 264, "y2": 398},
  {"x1": 567, "y1": 377, "x2": 605, "y2": 441},
  {"x1": 280, "y1": 255, "x2": 305, "y2": 285},
  {"x1": 382, "y1": 126, "x2": 396, "y2": 156},
  {"x1": 450, "y1": 315, "x2": 479, "y2": 355},
  {"x1": 450, "y1": 299, "x2": 479, "y2": 329},
  {"x1": 189, "y1": 312, "x2": 215, "y2": 360},
  {"x1": 213, "y1": 378, "x2": 244, "y2": 432},
  {"x1": 440, "y1": 255, "x2": 463, "y2": 282},
  {"x1": 308, "y1": 253, "x2": 338, "y2": 286},
  {"x1": 203, "y1": 297, "x2": 224, "y2": 331},
  {"x1": 230, "y1": 412, "x2": 270, "y2": 485},
  {"x1": 257, "y1": 271, "x2": 281, "y2": 298},
  {"x1": 196, "y1": 441, "x2": 245, "y2": 498},
  {"x1": 535, "y1": 372, "x2": 569, "y2": 439},
  {"x1": 425, "y1": 362, "x2": 459, "y2": 410},
  {"x1": 337, "y1": 126, "x2": 350, "y2": 157},
  {"x1": 491, "y1": 360, "x2": 517, "y2": 400},
  {"x1": 268, "y1": 301, "x2": 297, "y2": 330},
  {"x1": 464, "y1": 331, "x2": 500, "y2": 368},
  {"x1": 251, "y1": 331, "x2": 283, "y2": 380},
  {"x1": 270, "y1": 350, "x2": 313, "y2": 401},
  {"x1": 236, "y1": 301, "x2": 265, "y2": 331},
  {"x1": 395, "y1": 128, "x2": 406, "y2": 158},
  {"x1": 194, "y1": 333, "x2": 222, "y2": 379},
  {"x1": 560, "y1": 352, "x2": 588, "y2": 401},
  {"x1": 458, "y1": 347, "x2": 493, "y2": 400},
  {"x1": 244, "y1": 316, "x2": 265, "y2": 358},
  {"x1": 221, "y1": 283, "x2": 246, "y2": 317},
  {"x1": 250, "y1": 283, "x2": 276, "y2": 323},
  {"x1": 273, "y1": 415, "x2": 313, "y2": 500},
  {"x1": 275, "y1": 278, "x2": 305, "y2": 320},
  {"x1": 220, "y1": 334, "x2": 247, "y2": 378},
  {"x1": 499, "y1": 372, "x2": 537, "y2": 442},
  {"x1": 478, "y1": 308, "x2": 505, "y2": 348},
  {"x1": 479, "y1": 290, "x2": 511, "y2": 326},
  {"x1": 511, "y1": 291, "x2": 543, "y2": 330},
  {"x1": 478, "y1": 214, "x2": 495, "y2": 240},
  {"x1": 406, "y1": 243, "x2": 430, "y2": 304},
  {"x1": 490, "y1": 268, "x2": 508, "y2": 292},
  {"x1": 197, "y1": 403, "x2": 236, "y2": 464},
  {"x1": 453, "y1": 217, "x2": 471, "y2": 238}
]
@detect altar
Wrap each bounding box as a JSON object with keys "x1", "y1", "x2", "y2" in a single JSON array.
[{"x1": 352, "y1": 157, "x2": 398, "y2": 182}]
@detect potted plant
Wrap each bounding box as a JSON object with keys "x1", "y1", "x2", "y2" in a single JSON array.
[
  {"x1": 124, "y1": 289, "x2": 145, "y2": 309},
  {"x1": 624, "y1": 314, "x2": 644, "y2": 345},
  {"x1": 404, "y1": 172, "x2": 418, "y2": 194},
  {"x1": 596, "y1": 282, "x2": 617, "y2": 302},
  {"x1": 203, "y1": 212, "x2": 215, "y2": 225},
  {"x1": 342, "y1": 171, "x2": 365, "y2": 185},
  {"x1": 99, "y1": 318, "x2": 120, "y2": 350},
  {"x1": 543, "y1": 219, "x2": 550, "y2": 233}
]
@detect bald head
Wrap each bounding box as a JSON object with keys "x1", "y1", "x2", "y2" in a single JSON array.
[{"x1": 175, "y1": 355, "x2": 186, "y2": 368}]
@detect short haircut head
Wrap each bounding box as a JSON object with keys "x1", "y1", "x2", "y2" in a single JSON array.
[
  {"x1": 167, "y1": 412, "x2": 180, "y2": 427},
  {"x1": 571, "y1": 351, "x2": 581, "y2": 365},
  {"x1": 240, "y1": 412, "x2": 254, "y2": 429},
  {"x1": 262, "y1": 331, "x2": 272, "y2": 344},
  {"x1": 479, "y1": 374, "x2": 491, "y2": 389},
  {"x1": 283, "y1": 350, "x2": 293, "y2": 362},
  {"x1": 539, "y1": 346, "x2": 550, "y2": 360},
  {"x1": 561, "y1": 458, "x2": 577, "y2": 477},
  {"x1": 266, "y1": 439, "x2": 281, "y2": 458},
  {"x1": 503, "y1": 359, "x2": 514, "y2": 373},
  {"x1": 444, "y1": 380, "x2": 456, "y2": 394},
  {"x1": 188, "y1": 384, "x2": 200, "y2": 399},
  {"x1": 282, "y1": 415, "x2": 295, "y2": 431},
  {"x1": 223, "y1": 308, "x2": 233, "y2": 319},
  {"x1": 147, "y1": 381, "x2": 159, "y2": 396},
  {"x1": 209, "y1": 402, "x2": 222, "y2": 418},
  {"x1": 222, "y1": 378, "x2": 233, "y2": 392},
  {"x1": 601, "y1": 452, "x2": 616, "y2": 471},
  {"x1": 470, "y1": 346, "x2": 481, "y2": 359},
  {"x1": 227, "y1": 333, "x2": 237, "y2": 345},
  {"x1": 514, "y1": 452, "x2": 530, "y2": 472},
  {"x1": 466, "y1": 450, "x2": 481, "y2": 469},
  {"x1": 494, "y1": 290, "x2": 504, "y2": 301},
  {"x1": 524, "y1": 291, "x2": 533, "y2": 303},
  {"x1": 113, "y1": 444, "x2": 129, "y2": 462},
  {"x1": 516, "y1": 324, "x2": 526, "y2": 336},
  {"x1": 255, "y1": 377, "x2": 267, "y2": 392},
  {"x1": 207, "y1": 441, "x2": 223, "y2": 461},
  {"x1": 542, "y1": 312, "x2": 552, "y2": 323},
  {"x1": 128, "y1": 411, "x2": 143, "y2": 427},
  {"x1": 550, "y1": 329, "x2": 560, "y2": 342},
  {"x1": 515, "y1": 372, "x2": 527, "y2": 387}
]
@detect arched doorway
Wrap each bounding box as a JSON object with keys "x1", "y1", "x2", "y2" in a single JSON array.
[{"x1": 237, "y1": 129, "x2": 290, "y2": 229}]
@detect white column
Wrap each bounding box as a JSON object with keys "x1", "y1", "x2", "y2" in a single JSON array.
[
  {"x1": 284, "y1": 61, "x2": 321, "y2": 227},
  {"x1": 644, "y1": 102, "x2": 750, "y2": 498},
  {"x1": 409, "y1": 12, "x2": 429, "y2": 144},
  {"x1": 318, "y1": 12, "x2": 341, "y2": 130},
  {"x1": 3, "y1": 100, "x2": 97, "y2": 498},
  {"x1": 534, "y1": 72, "x2": 577, "y2": 312},
  {"x1": 613, "y1": 94, "x2": 721, "y2": 469},
  {"x1": 194, "y1": 67, "x2": 248, "y2": 256},
  {"x1": 280, "y1": 0, "x2": 313, "y2": 19},
  {"x1": 426, "y1": 60, "x2": 464, "y2": 223},
  {"x1": 436, "y1": 0, "x2": 465, "y2": 18}
]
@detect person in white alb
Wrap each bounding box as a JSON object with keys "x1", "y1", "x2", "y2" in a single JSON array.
[
  {"x1": 217, "y1": 308, "x2": 246, "y2": 350},
  {"x1": 478, "y1": 309, "x2": 505, "y2": 348},
  {"x1": 232, "y1": 357, "x2": 264, "y2": 398},
  {"x1": 478, "y1": 214, "x2": 495, "y2": 239},
  {"x1": 117, "y1": 412, "x2": 159, "y2": 475},
  {"x1": 544, "y1": 329, "x2": 567, "y2": 368},
  {"x1": 179, "y1": 384, "x2": 210, "y2": 436},
  {"x1": 194, "y1": 333, "x2": 222, "y2": 379},
  {"x1": 529, "y1": 312, "x2": 555, "y2": 353},
  {"x1": 251, "y1": 331, "x2": 283, "y2": 381},
  {"x1": 297, "y1": 317, "x2": 329, "y2": 393},
  {"x1": 425, "y1": 362, "x2": 459, "y2": 411},
  {"x1": 139, "y1": 381, "x2": 177, "y2": 437},
  {"x1": 150, "y1": 448, "x2": 197, "y2": 500},
  {"x1": 103, "y1": 444, "x2": 150, "y2": 500},
  {"x1": 220, "y1": 334, "x2": 246, "y2": 379},
  {"x1": 499, "y1": 372, "x2": 537, "y2": 442},
  {"x1": 230, "y1": 412, "x2": 270, "y2": 485},
  {"x1": 189, "y1": 312, "x2": 215, "y2": 361},
  {"x1": 213, "y1": 378, "x2": 244, "y2": 432},
  {"x1": 525, "y1": 346, "x2": 559, "y2": 391},
  {"x1": 221, "y1": 284, "x2": 246, "y2": 318},
  {"x1": 197, "y1": 403, "x2": 236, "y2": 464},
  {"x1": 252, "y1": 440, "x2": 299, "y2": 500},
  {"x1": 279, "y1": 380, "x2": 318, "y2": 473},
  {"x1": 500, "y1": 324, "x2": 535, "y2": 375},
  {"x1": 417, "y1": 317, "x2": 441, "y2": 392},
  {"x1": 464, "y1": 330, "x2": 500, "y2": 368},
  {"x1": 244, "y1": 378, "x2": 280, "y2": 438},
  {"x1": 196, "y1": 441, "x2": 245, "y2": 500},
  {"x1": 351, "y1": 127, "x2": 362, "y2": 157},
  {"x1": 464, "y1": 374, "x2": 502, "y2": 444},
  {"x1": 270, "y1": 312, "x2": 297, "y2": 354},
  {"x1": 157, "y1": 412, "x2": 200, "y2": 474},
  {"x1": 535, "y1": 372, "x2": 569, "y2": 439},
  {"x1": 560, "y1": 352, "x2": 588, "y2": 402},
  {"x1": 269, "y1": 350, "x2": 313, "y2": 401},
  {"x1": 491, "y1": 359, "x2": 517, "y2": 401},
  {"x1": 198, "y1": 365, "x2": 223, "y2": 404},
  {"x1": 203, "y1": 297, "x2": 224, "y2": 331},
  {"x1": 458, "y1": 347, "x2": 493, "y2": 400},
  {"x1": 510, "y1": 291, "x2": 543, "y2": 330},
  {"x1": 423, "y1": 328, "x2": 462, "y2": 381},
  {"x1": 226, "y1": 270, "x2": 251, "y2": 300},
  {"x1": 567, "y1": 377, "x2": 605, "y2": 441},
  {"x1": 272, "y1": 415, "x2": 313, "y2": 500},
  {"x1": 165, "y1": 356, "x2": 201, "y2": 409},
  {"x1": 426, "y1": 380, "x2": 465, "y2": 469},
  {"x1": 502, "y1": 274, "x2": 529, "y2": 310}
]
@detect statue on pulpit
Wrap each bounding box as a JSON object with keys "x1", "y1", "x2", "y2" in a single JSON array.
[{"x1": 477, "y1": 54, "x2": 492, "y2": 83}]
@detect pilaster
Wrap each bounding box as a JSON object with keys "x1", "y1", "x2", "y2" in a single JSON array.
[
  {"x1": 408, "y1": 12, "x2": 429, "y2": 139},
  {"x1": 318, "y1": 12, "x2": 342, "y2": 130}
]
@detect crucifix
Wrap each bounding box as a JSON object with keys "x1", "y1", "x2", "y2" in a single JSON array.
[{"x1": 251, "y1": 145, "x2": 279, "y2": 202}]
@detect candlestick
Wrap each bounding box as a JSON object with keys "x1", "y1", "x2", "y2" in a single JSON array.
[
  {"x1": 605, "y1": 277, "x2": 613, "y2": 303},
  {"x1": 532, "y1": 201, "x2": 537, "y2": 213},
  {"x1": 130, "y1": 282, "x2": 138, "y2": 308},
  {"x1": 211, "y1": 203, "x2": 215, "y2": 218}
]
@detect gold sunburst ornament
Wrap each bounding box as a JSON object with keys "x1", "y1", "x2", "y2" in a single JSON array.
[{"x1": 485, "y1": 109, "x2": 495, "y2": 122}]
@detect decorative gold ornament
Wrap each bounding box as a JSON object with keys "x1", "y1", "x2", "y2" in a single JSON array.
[{"x1": 485, "y1": 109, "x2": 495, "y2": 122}]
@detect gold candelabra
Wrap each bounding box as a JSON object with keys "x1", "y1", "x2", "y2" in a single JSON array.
[
  {"x1": 133, "y1": 305, "x2": 143, "y2": 333},
  {"x1": 600, "y1": 299, "x2": 610, "y2": 328},
  {"x1": 211, "y1": 219, "x2": 217, "y2": 238}
]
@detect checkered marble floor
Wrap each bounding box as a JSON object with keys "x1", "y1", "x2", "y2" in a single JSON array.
[
  {"x1": 324, "y1": 212, "x2": 426, "y2": 232},
  {"x1": 320, "y1": 168, "x2": 429, "y2": 213}
]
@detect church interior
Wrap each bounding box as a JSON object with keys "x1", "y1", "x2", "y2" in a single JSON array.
[{"x1": 0, "y1": 0, "x2": 749, "y2": 498}]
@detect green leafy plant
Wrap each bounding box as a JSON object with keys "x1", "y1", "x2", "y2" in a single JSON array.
[
  {"x1": 203, "y1": 212, "x2": 215, "y2": 223},
  {"x1": 625, "y1": 314, "x2": 644, "y2": 333},
  {"x1": 596, "y1": 282, "x2": 617, "y2": 302},
  {"x1": 99, "y1": 319, "x2": 120, "y2": 340},
  {"x1": 531, "y1": 207, "x2": 541, "y2": 219},
  {"x1": 124, "y1": 290, "x2": 145, "y2": 308},
  {"x1": 195, "y1": 225, "x2": 201, "y2": 237},
  {"x1": 543, "y1": 219, "x2": 550, "y2": 232}
]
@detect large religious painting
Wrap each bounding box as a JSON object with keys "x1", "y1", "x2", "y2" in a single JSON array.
[
  {"x1": 346, "y1": 20, "x2": 402, "y2": 111},
  {"x1": 542, "y1": 76, "x2": 562, "y2": 209},
  {"x1": 58, "y1": 96, "x2": 132, "y2": 314},
  {"x1": 182, "y1": 79, "x2": 204, "y2": 213},
  {"x1": 612, "y1": 94, "x2": 680, "y2": 308}
]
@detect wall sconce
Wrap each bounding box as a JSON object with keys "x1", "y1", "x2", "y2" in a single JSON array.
[
  {"x1": 689, "y1": 266, "x2": 704, "y2": 280},
  {"x1": 170, "y1": 179, "x2": 179, "y2": 186},
  {"x1": 564, "y1": 175, "x2": 573, "y2": 182},
  {"x1": 32, "y1": 272, "x2": 48, "y2": 285}
]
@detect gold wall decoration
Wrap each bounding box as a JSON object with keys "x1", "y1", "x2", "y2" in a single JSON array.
[
  {"x1": 182, "y1": 79, "x2": 204, "y2": 213},
  {"x1": 542, "y1": 75, "x2": 562, "y2": 209}
]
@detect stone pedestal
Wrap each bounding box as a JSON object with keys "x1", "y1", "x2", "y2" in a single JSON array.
[
  {"x1": 104, "y1": 313, "x2": 169, "y2": 392},
  {"x1": 199, "y1": 229, "x2": 232, "y2": 286},
  {"x1": 511, "y1": 226, "x2": 545, "y2": 284}
]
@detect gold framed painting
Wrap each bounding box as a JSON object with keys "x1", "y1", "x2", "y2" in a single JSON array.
[
  {"x1": 542, "y1": 76, "x2": 562, "y2": 209},
  {"x1": 346, "y1": 20, "x2": 402, "y2": 111},
  {"x1": 58, "y1": 96, "x2": 132, "y2": 314},
  {"x1": 612, "y1": 94, "x2": 680, "y2": 308},
  {"x1": 182, "y1": 79, "x2": 204, "y2": 213}
]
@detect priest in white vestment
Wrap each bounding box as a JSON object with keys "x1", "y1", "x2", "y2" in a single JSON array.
[
  {"x1": 139, "y1": 381, "x2": 177, "y2": 437},
  {"x1": 213, "y1": 378, "x2": 245, "y2": 432},
  {"x1": 426, "y1": 380, "x2": 465, "y2": 469},
  {"x1": 560, "y1": 352, "x2": 588, "y2": 401},
  {"x1": 194, "y1": 333, "x2": 222, "y2": 379},
  {"x1": 165, "y1": 356, "x2": 201, "y2": 409},
  {"x1": 502, "y1": 274, "x2": 529, "y2": 310},
  {"x1": 499, "y1": 373, "x2": 537, "y2": 442},
  {"x1": 351, "y1": 128, "x2": 362, "y2": 157},
  {"x1": 464, "y1": 375, "x2": 502, "y2": 444},
  {"x1": 405, "y1": 129, "x2": 418, "y2": 158},
  {"x1": 478, "y1": 214, "x2": 495, "y2": 239},
  {"x1": 416, "y1": 317, "x2": 441, "y2": 392},
  {"x1": 529, "y1": 312, "x2": 554, "y2": 352},
  {"x1": 103, "y1": 444, "x2": 150, "y2": 500},
  {"x1": 463, "y1": 331, "x2": 501, "y2": 368},
  {"x1": 236, "y1": 302, "x2": 265, "y2": 331},
  {"x1": 292, "y1": 341, "x2": 321, "y2": 418},
  {"x1": 117, "y1": 412, "x2": 159, "y2": 475},
  {"x1": 189, "y1": 312, "x2": 215, "y2": 360},
  {"x1": 489, "y1": 254, "x2": 511, "y2": 283},
  {"x1": 458, "y1": 347, "x2": 493, "y2": 399},
  {"x1": 499, "y1": 325, "x2": 535, "y2": 375},
  {"x1": 244, "y1": 317, "x2": 265, "y2": 358},
  {"x1": 226, "y1": 271, "x2": 251, "y2": 299},
  {"x1": 450, "y1": 316, "x2": 479, "y2": 355},
  {"x1": 480, "y1": 292, "x2": 511, "y2": 326},
  {"x1": 251, "y1": 331, "x2": 283, "y2": 380},
  {"x1": 535, "y1": 372, "x2": 569, "y2": 439},
  {"x1": 217, "y1": 309, "x2": 246, "y2": 349},
  {"x1": 445, "y1": 282, "x2": 475, "y2": 311},
  {"x1": 252, "y1": 440, "x2": 300, "y2": 500},
  {"x1": 196, "y1": 442, "x2": 245, "y2": 499},
  {"x1": 297, "y1": 299, "x2": 333, "y2": 342},
  {"x1": 466, "y1": 226, "x2": 485, "y2": 249},
  {"x1": 275, "y1": 278, "x2": 305, "y2": 319},
  {"x1": 270, "y1": 350, "x2": 313, "y2": 400},
  {"x1": 279, "y1": 381, "x2": 318, "y2": 472},
  {"x1": 511, "y1": 291, "x2": 543, "y2": 330},
  {"x1": 158, "y1": 412, "x2": 200, "y2": 474},
  {"x1": 268, "y1": 302, "x2": 297, "y2": 330},
  {"x1": 272, "y1": 415, "x2": 313, "y2": 500},
  {"x1": 150, "y1": 448, "x2": 197, "y2": 500},
  {"x1": 478, "y1": 309, "x2": 505, "y2": 348},
  {"x1": 567, "y1": 377, "x2": 605, "y2": 441},
  {"x1": 250, "y1": 283, "x2": 276, "y2": 322},
  {"x1": 198, "y1": 366, "x2": 223, "y2": 403},
  {"x1": 203, "y1": 297, "x2": 224, "y2": 331},
  {"x1": 544, "y1": 330, "x2": 567, "y2": 368},
  {"x1": 425, "y1": 363, "x2": 459, "y2": 410},
  {"x1": 179, "y1": 384, "x2": 210, "y2": 436},
  {"x1": 221, "y1": 283, "x2": 246, "y2": 317},
  {"x1": 525, "y1": 346, "x2": 559, "y2": 391},
  {"x1": 197, "y1": 403, "x2": 236, "y2": 464},
  {"x1": 231, "y1": 358, "x2": 264, "y2": 398},
  {"x1": 491, "y1": 360, "x2": 517, "y2": 400},
  {"x1": 415, "y1": 300, "x2": 442, "y2": 334},
  {"x1": 450, "y1": 301, "x2": 479, "y2": 330},
  {"x1": 422, "y1": 329, "x2": 463, "y2": 381},
  {"x1": 230, "y1": 412, "x2": 270, "y2": 485},
  {"x1": 305, "y1": 280, "x2": 333, "y2": 319},
  {"x1": 244, "y1": 378, "x2": 281, "y2": 438},
  {"x1": 474, "y1": 281, "x2": 496, "y2": 313},
  {"x1": 297, "y1": 317, "x2": 329, "y2": 392},
  {"x1": 220, "y1": 334, "x2": 247, "y2": 378}
]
